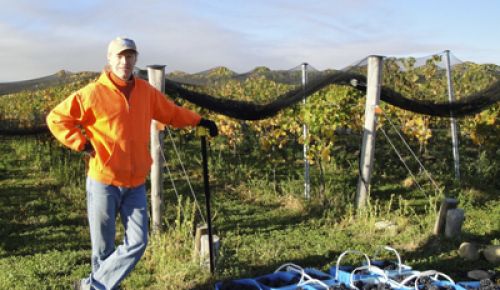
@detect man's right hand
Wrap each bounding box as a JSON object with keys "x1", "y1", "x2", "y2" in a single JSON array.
[{"x1": 82, "y1": 142, "x2": 95, "y2": 157}]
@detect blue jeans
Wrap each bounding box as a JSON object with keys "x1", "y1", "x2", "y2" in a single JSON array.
[{"x1": 83, "y1": 177, "x2": 149, "y2": 290}]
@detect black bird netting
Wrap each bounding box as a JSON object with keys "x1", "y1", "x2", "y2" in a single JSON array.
[
  {"x1": 154, "y1": 52, "x2": 499, "y2": 120},
  {"x1": 0, "y1": 51, "x2": 499, "y2": 135}
]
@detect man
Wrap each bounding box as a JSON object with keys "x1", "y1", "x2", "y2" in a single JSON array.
[{"x1": 46, "y1": 37, "x2": 218, "y2": 290}]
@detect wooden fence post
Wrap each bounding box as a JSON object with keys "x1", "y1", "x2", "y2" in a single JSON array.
[
  {"x1": 148, "y1": 65, "x2": 166, "y2": 234},
  {"x1": 355, "y1": 55, "x2": 383, "y2": 209},
  {"x1": 433, "y1": 198, "x2": 458, "y2": 235}
]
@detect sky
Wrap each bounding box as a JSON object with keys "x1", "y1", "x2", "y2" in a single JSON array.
[{"x1": 1, "y1": 0, "x2": 499, "y2": 82}]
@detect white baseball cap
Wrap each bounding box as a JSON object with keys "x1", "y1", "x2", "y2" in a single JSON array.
[{"x1": 107, "y1": 37, "x2": 137, "y2": 55}]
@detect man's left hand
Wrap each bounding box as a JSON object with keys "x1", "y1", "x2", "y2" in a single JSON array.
[{"x1": 198, "y1": 118, "x2": 218, "y2": 137}]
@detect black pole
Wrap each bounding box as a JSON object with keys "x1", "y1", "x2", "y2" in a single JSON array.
[{"x1": 201, "y1": 136, "x2": 215, "y2": 274}]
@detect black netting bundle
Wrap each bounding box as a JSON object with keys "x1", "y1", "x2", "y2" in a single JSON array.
[
  {"x1": 163, "y1": 70, "x2": 359, "y2": 120},
  {"x1": 164, "y1": 70, "x2": 499, "y2": 120},
  {"x1": 379, "y1": 79, "x2": 500, "y2": 117},
  {"x1": 1, "y1": 53, "x2": 499, "y2": 136}
]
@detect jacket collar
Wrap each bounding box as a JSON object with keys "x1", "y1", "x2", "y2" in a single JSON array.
[{"x1": 97, "y1": 70, "x2": 136, "y2": 90}]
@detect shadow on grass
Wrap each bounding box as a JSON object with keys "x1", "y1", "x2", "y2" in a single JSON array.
[
  {"x1": 184, "y1": 196, "x2": 349, "y2": 289},
  {"x1": 401, "y1": 229, "x2": 500, "y2": 280},
  {"x1": 0, "y1": 180, "x2": 89, "y2": 258},
  {"x1": 188, "y1": 191, "x2": 499, "y2": 289},
  {"x1": 187, "y1": 250, "x2": 346, "y2": 290},
  {"x1": 214, "y1": 195, "x2": 327, "y2": 236},
  {"x1": 188, "y1": 231, "x2": 500, "y2": 290}
]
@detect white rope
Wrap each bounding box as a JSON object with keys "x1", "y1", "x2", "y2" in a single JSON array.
[
  {"x1": 349, "y1": 265, "x2": 389, "y2": 290},
  {"x1": 274, "y1": 263, "x2": 331, "y2": 290},
  {"x1": 398, "y1": 270, "x2": 455, "y2": 290},
  {"x1": 381, "y1": 111, "x2": 441, "y2": 195},
  {"x1": 372, "y1": 246, "x2": 404, "y2": 274},
  {"x1": 161, "y1": 128, "x2": 206, "y2": 224},
  {"x1": 335, "y1": 250, "x2": 371, "y2": 281}
]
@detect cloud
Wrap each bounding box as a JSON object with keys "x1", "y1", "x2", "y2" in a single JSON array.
[{"x1": 0, "y1": 1, "x2": 499, "y2": 81}]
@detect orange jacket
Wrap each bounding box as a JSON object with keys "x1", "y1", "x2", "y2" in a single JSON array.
[{"x1": 46, "y1": 71, "x2": 201, "y2": 187}]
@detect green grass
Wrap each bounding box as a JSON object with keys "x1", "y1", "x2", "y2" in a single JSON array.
[
  {"x1": 0, "y1": 137, "x2": 88, "y2": 289},
  {"x1": 0, "y1": 134, "x2": 498, "y2": 289}
]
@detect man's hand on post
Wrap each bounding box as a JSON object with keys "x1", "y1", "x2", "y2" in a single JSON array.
[{"x1": 198, "y1": 118, "x2": 218, "y2": 137}]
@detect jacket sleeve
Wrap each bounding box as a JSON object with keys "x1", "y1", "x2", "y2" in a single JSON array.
[
  {"x1": 46, "y1": 91, "x2": 88, "y2": 151},
  {"x1": 151, "y1": 88, "x2": 201, "y2": 128}
]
